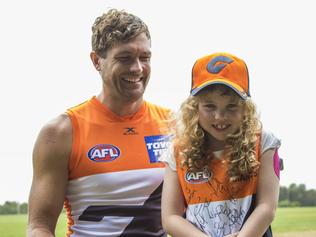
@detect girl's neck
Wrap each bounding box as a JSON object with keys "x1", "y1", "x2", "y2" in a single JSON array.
[{"x1": 206, "y1": 134, "x2": 227, "y2": 152}]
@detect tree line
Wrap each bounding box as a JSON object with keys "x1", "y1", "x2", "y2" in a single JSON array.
[
  {"x1": 0, "y1": 201, "x2": 28, "y2": 214},
  {"x1": 0, "y1": 183, "x2": 315, "y2": 214},
  {"x1": 279, "y1": 183, "x2": 316, "y2": 207}
]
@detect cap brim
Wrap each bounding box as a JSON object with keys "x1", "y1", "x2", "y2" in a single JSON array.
[{"x1": 191, "y1": 80, "x2": 248, "y2": 100}]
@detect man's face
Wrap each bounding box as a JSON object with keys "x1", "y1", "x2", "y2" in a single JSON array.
[{"x1": 97, "y1": 33, "x2": 151, "y2": 103}]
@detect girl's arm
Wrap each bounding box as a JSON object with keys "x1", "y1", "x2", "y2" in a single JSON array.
[
  {"x1": 161, "y1": 164, "x2": 209, "y2": 237},
  {"x1": 237, "y1": 149, "x2": 280, "y2": 237}
]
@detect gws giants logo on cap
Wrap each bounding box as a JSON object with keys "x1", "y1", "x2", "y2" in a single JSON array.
[
  {"x1": 185, "y1": 167, "x2": 211, "y2": 184},
  {"x1": 87, "y1": 144, "x2": 120, "y2": 162},
  {"x1": 207, "y1": 55, "x2": 233, "y2": 74},
  {"x1": 191, "y1": 52, "x2": 249, "y2": 99}
]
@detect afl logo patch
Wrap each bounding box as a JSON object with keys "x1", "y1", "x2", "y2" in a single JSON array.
[
  {"x1": 185, "y1": 167, "x2": 211, "y2": 184},
  {"x1": 87, "y1": 144, "x2": 121, "y2": 162}
]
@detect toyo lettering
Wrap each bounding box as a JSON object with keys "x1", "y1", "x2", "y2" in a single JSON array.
[
  {"x1": 144, "y1": 135, "x2": 171, "y2": 163},
  {"x1": 146, "y1": 141, "x2": 171, "y2": 156}
]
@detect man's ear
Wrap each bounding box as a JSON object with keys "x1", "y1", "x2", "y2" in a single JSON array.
[{"x1": 90, "y1": 51, "x2": 101, "y2": 71}]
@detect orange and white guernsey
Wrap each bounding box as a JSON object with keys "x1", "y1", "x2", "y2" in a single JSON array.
[
  {"x1": 162, "y1": 131, "x2": 280, "y2": 237},
  {"x1": 64, "y1": 96, "x2": 171, "y2": 237}
]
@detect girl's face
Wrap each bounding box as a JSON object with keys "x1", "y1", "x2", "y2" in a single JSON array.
[{"x1": 197, "y1": 86, "x2": 245, "y2": 148}]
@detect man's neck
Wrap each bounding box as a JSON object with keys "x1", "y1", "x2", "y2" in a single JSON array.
[{"x1": 97, "y1": 93, "x2": 144, "y2": 117}]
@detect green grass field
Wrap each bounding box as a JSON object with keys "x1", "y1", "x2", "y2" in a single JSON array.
[
  {"x1": 271, "y1": 207, "x2": 316, "y2": 233},
  {"x1": 0, "y1": 213, "x2": 67, "y2": 237},
  {"x1": 0, "y1": 207, "x2": 315, "y2": 237}
]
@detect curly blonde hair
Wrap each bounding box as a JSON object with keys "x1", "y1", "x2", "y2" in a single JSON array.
[{"x1": 174, "y1": 86, "x2": 261, "y2": 182}]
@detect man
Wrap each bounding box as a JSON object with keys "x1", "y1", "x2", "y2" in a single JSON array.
[{"x1": 28, "y1": 9, "x2": 171, "y2": 237}]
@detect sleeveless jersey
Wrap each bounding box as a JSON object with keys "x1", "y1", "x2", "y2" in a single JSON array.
[
  {"x1": 64, "y1": 96, "x2": 171, "y2": 237},
  {"x1": 175, "y1": 134, "x2": 273, "y2": 237}
]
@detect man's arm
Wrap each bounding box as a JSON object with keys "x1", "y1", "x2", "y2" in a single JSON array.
[{"x1": 28, "y1": 114, "x2": 72, "y2": 237}]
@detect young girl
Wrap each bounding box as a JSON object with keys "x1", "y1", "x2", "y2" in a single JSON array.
[{"x1": 161, "y1": 52, "x2": 281, "y2": 237}]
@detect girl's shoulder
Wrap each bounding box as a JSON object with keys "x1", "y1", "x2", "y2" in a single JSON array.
[
  {"x1": 260, "y1": 130, "x2": 281, "y2": 155},
  {"x1": 159, "y1": 144, "x2": 177, "y2": 171}
]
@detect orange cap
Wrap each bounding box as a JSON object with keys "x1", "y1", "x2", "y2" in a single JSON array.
[{"x1": 191, "y1": 52, "x2": 250, "y2": 99}]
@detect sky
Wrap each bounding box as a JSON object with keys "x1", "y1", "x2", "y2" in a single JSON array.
[{"x1": 1, "y1": 0, "x2": 315, "y2": 204}]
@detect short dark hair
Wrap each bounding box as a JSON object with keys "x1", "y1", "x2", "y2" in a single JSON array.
[{"x1": 91, "y1": 9, "x2": 151, "y2": 57}]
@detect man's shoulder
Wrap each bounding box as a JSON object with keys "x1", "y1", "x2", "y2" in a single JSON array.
[
  {"x1": 41, "y1": 113, "x2": 72, "y2": 139},
  {"x1": 145, "y1": 101, "x2": 173, "y2": 118},
  {"x1": 67, "y1": 97, "x2": 93, "y2": 113},
  {"x1": 145, "y1": 101, "x2": 172, "y2": 113},
  {"x1": 35, "y1": 113, "x2": 72, "y2": 159}
]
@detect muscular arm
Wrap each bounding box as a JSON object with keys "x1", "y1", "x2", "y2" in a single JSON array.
[
  {"x1": 161, "y1": 165, "x2": 209, "y2": 237},
  {"x1": 238, "y1": 149, "x2": 280, "y2": 237},
  {"x1": 27, "y1": 114, "x2": 72, "y2": 237}
]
